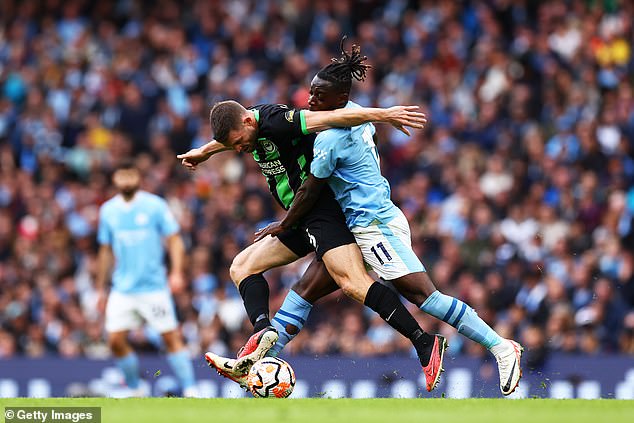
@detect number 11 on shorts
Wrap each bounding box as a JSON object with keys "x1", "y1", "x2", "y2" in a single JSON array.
[{"x1": 370, "y1": 242, "x2": 392, "y2": 265}]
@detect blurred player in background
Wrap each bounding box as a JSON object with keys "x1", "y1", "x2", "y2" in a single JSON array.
[
  {"x1": 96, "y1": 160, "x2": 198, "y2": 397},
  {"x1": 254, "y1": 39, "x2": 524, "y2": 395}
]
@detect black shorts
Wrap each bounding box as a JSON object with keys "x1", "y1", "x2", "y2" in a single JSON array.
[{"x1": 277, "y1": 187, "x2": 355, "y2": 259}]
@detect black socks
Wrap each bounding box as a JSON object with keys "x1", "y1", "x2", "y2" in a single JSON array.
[
  {"x1": 238, "y1": 274, "x2": 271, "y2": 333},
  {"x1": 239, "y1": 277, "x2": 435, "y2": 364},
  {"x1": 364, "y1": 281, "x2": 434, "y2": 365},
  {"x1": 411, "y1": 328, "x2": 435, "y2": 366}
]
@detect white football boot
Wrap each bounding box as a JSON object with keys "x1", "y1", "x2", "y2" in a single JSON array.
[
  {"x1": 204, "y1": 352, "x2": 248, "y2": 390},
  {"x1": 493, "y1": 339, "x2": 524, "y2": 395}
]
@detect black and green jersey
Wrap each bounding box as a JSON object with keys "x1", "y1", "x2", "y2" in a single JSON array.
[{"x1": 250, "y1": 104, "x2": 314, "y2": 210}]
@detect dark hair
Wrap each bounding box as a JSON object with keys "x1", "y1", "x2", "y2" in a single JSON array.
[
  {"x1": 114, "y1": 158, "x2": 137, "y2": 173},
  {"x1": 209, "y1": 100, "x2": 246, "y2": 144},
  {"x1": 316, "y1": 36, "x2": 371, "y2": 93}
]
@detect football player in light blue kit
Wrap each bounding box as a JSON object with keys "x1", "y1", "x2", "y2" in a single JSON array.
[
  {"x1": 96, "y1": 160, "x2": 198, "y2": 397},
  {"x1": 256, "y1": 42, "x2": 524, "y2": 396}
]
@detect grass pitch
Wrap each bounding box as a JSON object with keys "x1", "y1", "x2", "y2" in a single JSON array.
[{"x1": 2, "y1": 398, "x2": 632, "y2": 423}]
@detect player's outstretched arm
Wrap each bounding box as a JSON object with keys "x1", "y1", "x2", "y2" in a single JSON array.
[
  {"x1": 254, "y1": 175, "x2": 328, "y2": 242},
  {"x1": 302, "y1": 106, "x2": 427, "y2": 136},
  {"x1": 176, "y1": 140, "x2": 232, "y2": 170}
]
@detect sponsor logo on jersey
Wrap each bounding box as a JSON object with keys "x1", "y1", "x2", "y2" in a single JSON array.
[
  {"x1": 257, "y1": 159, "x2": 286, "y2": 176},
  {"x1": 285, "y1": 110, "x2": 295, "y2": 122}
]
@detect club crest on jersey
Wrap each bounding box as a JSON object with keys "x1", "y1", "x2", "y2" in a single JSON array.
[
  {"x1": 285, "y1": 110, "x2": 295, "y2": 122},
  {"x1": 260, "y1": 139, "x2": 277, "y2": 154}
]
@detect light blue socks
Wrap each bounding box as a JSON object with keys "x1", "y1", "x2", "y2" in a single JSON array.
[
  {"x1": 166, "y1": 349, "x2": 196, "y2": 390},
  {"x1": 268, "y1": 290, "x2": 313, "y2": 357},
  {"x1": 268, "y1": 289, "x2": 502, "y2": 356},
  {"x1": 116, "y1": 352, "x2": 140, "y2": 389},
  {"x1": 421, "y1": 290, "x2": 502, "y2": 349}
]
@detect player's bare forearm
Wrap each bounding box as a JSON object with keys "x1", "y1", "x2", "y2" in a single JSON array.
[
  {"x1": 166, "y1": 233, "x2": 186, "y2": 293},
  {"x1": 177, "y1": 140, "x2": 231, "y2": 170},
  {"x1": 200, "y1": 140, "x2": 232, "y2": 155},
  {"x1": 303, "y1": 108, "x2": 383, "y2": 132},
  {"x1": 96, "y1": 245, "x2": 113, "y2": 290},
  {"x1": 166, "y1": 233, "x2": 185, "y2": 275},
  {"x1": 254, "y1": 176, "x2": 327, "y2": 242},
  {"x1": 302, "y1": 106, "x2": 426, "y2": 134},
  {"x1": 281, "y1": 176, "x2": 327, "y2": 229}
]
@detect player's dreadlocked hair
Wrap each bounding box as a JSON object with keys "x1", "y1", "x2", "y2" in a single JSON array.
[{"x1": 316, "y1": 36, "x2": 371, "y2": 94}]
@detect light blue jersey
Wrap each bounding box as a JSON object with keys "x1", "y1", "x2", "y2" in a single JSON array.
[
  {"x1": 98, "y1": 191, "x2": 179, "y2": 293},
  {"x1": 311, "y1": 101, "x2": 399, "y2": 228}
]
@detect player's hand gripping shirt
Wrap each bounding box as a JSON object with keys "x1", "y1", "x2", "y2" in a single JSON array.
[
  {"x1": 250, "y1": 104, "x2": 314, "y2": 210},
  {"x1": 310, "y1": 101, "x2": 399, "y2": 228},
  {"x1": 98, "y1": 191, "x2": 179, "y2": 293}
]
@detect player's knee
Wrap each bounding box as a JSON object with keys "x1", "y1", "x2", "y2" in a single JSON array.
[
  {"x1": 162, "y1": 331, "x2": 184, "y2": 353},
  {"x1": 108, "y1": 335, "x2": 128, "y2": 356},
  {"x1": 229, "y1": 255, "x2": 249, "y2": 286}
]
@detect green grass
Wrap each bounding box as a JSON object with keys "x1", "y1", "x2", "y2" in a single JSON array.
[{"x1": 1, "y1": 398, "x2": 633, "y2": 423}]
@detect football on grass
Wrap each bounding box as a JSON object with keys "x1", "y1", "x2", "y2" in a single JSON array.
[{"x1": 247, "y1": 357, "x2": 296, "y2": 398}]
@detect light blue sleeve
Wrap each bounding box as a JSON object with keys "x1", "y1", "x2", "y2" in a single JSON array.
[
  {"x1": 157, "y1": 199, "x2": 180, "y2": 237},
  {"x1": 311, "y1": 130, "x2": 343, "y2": 179},
  {"x1": 97, "y1": 206, "x2": 111, "y2": 245}
]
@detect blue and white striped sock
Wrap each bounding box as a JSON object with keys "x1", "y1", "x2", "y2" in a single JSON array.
[
  {"x1": 166, "y1": 349, "x2": 196, "y2": 390},
  {"x1": 116, "y1": 352, "x2": 140, "y2": 389},
  {"x1": 420, "y1": 290, "x2": 502, "y2": 349},
  {"x1": 267, "y1": 290, "x2": 312, "y2": 357}
]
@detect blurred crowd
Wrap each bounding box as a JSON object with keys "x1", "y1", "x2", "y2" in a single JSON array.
[{"x1": 1, "y1": 0, "x2": 633, "y2": 371}]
